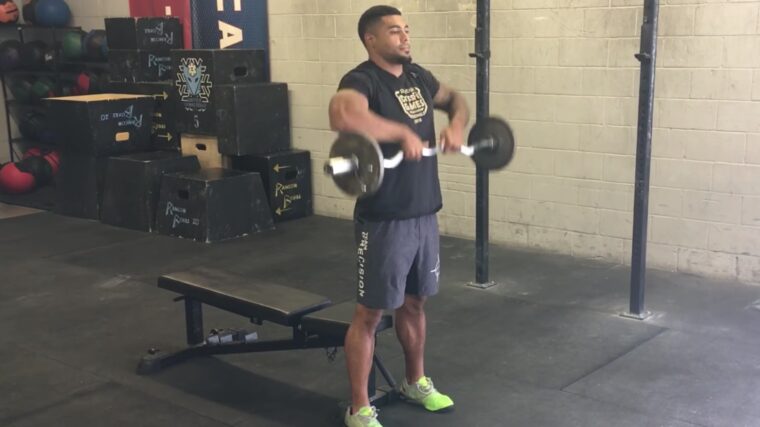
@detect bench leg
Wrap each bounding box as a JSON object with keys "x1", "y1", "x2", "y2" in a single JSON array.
[
  {"x1": 185, "y1": 297, "x2": 204, "y2": 345},
  {"x1": 366, "y1": 348, "x2": 398, "y2": 407},
  {"x1": 373, "y1": 353, "x2": 397, "y2": 390}
]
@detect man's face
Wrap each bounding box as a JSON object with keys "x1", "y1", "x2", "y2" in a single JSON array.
[{"x1": 366, "y1": 15, "x2": 412, "y2": 64}]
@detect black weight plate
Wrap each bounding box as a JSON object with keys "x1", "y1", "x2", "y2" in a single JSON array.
[
  {"x1": 329, "y1": 132, "x2": 384, "y2": 198},
  {"x1": 468, "y1": 116, "x2": 515, "y2": 170}
]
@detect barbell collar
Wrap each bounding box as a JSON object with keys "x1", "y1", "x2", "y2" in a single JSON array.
[{"x1": 324, "y1": 156, "x2": 357, "y2": 176}]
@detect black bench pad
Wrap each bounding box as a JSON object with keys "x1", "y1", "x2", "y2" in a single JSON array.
[
  {"x1": 301, "y1": 301, "x2": 393, "y2": 337},
  {"x1": 158, "y1": 267, "x2": 332, "y2": 326}
]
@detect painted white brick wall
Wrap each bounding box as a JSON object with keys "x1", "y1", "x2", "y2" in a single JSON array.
[
  {"x1": 270, "y1": 0, "x2": 760, "y2": 285},
  {"x1": 3, "y1": 0, "x2": 752, "y2": 284},
  {"x1": 68, "y1": 0, "x2": 130, "y2": 30}
]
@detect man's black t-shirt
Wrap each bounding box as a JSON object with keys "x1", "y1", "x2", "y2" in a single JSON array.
[{"x1": 338, "y1": 60, "x2": 443, "y2": 221}]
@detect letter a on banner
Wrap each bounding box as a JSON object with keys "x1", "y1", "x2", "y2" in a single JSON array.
[{"x1": 219, "y1": 21, "x2": 243, "y2": 48}]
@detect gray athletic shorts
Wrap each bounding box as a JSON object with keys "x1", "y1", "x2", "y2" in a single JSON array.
[{"x1": 354, "y1": 214, "x2": 440, "y2": 310}]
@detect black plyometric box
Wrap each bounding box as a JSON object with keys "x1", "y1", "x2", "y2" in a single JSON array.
[
  {"x1": 176, "y1": 82, "x2": 290, "y2": 155},
  {"x1": 156, "y1": 168, "x2": 274, "y2": 242},
  {"x1": 54, "y1": 153, "x2": 108, "y2": 220},
  {"x1": 172, "y1": 49, "x2": 268, "y2": 135},
  {"x1": 105, "y1": 17, "x2": 183, "y2": 50},
  {"x1": 100, "y1": 151, "x2": 201, "y2": 232},
  {"x1": 108, "y1": 50, "x2": 173, "y2": 82},
  {"x1": 172, "y1": 49, "x2": 268, "y2": 87},
  {"x1": 46, "y1": 94, "x2": 154, "y2": 157},
  {"x1": 106, "y1": 81, "x2": 179, "y2": 151},
  {"x1": 229, "y1": 150, "x2": 312, "y2": 222}
]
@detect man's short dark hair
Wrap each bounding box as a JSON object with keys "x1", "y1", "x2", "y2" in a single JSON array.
[{"x1": 358, "y1": 5, "x2": 402, "y2": 45}]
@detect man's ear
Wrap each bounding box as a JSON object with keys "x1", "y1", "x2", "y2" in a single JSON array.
[{"x1": 364, "y1": 33, "x2": 375, "y2": 46}]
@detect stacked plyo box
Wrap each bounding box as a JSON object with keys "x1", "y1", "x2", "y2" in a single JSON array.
[
  {"x1": 46, "y1": 93, "x2": 156, "y2": 220},
  {"x1": 171, "y1": 49, "x2": 278, "y2": 159},
  {"x1": 155, "y1": 49, "x2": 283, "y2": 242},
  {"x1": 170, "y1": 48, "x2": 312, "y2": 224},
  {"x1": 105, "y1": 17, "x2": 184, "y2": 151},
  {"x1": 81, "y1": 17, "x2": 203, "y2": 234}
]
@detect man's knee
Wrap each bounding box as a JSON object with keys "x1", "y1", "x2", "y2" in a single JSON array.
[
  {"x1": 351, "y1": 303, "x2": 384, "y2": 332},
  {"x1": 399, "y1": 294, "x2": 426, "y2": 315}
]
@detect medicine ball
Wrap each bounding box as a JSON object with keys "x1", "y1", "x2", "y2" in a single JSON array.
[
  {"x1": 0, "y1": 0, "x2": 20, "y2": 24},
  {"x1": 59, "y1": 83, "x2": 72, "y2": 96},
  {"x1": 31, "y1": 76, "x2": 56, "y2": 99},
  {"x1": 76, "y1": 70, "x2": 102, "y2": 94},
  {"x1": 0, "y1": 39, "x2": 22, "y2": 72},
  {"x1": 20, "y1": 40, "x2": 47, "y2": 69},
  {"x1": 16, "y1": 109, "x2": 43, "y2": 140},
  {"x1": 0, "y1": 162, "x2": 36, "y2": 194},
  {"x1": 15, "y1": 109, "x2": 57, "y2": 145},
  {"x1": 34, "y1": 0, "x2": 70, "y2": 27},
  {"x1": 57, "y1": 74, "x2": 78, "y2": 94},
  {"x1": 22, "y1": 0, "x2": 37, "y2": 24},
  {"x1": 61, "y1": 30, "x2": 84, "y2": 59},
  {"x1": 23, "y1": 147, "x2": 42, "y2": 158},
  {"x1": 23, "y1": 147, "x2": 59, "y2": 175},
  {"x1": 83, "y1": 29, "x2": 107, "y2": 61},
  {"x1": 8, "y1": 76, "x2": 33, "y2": 103},
  {"x1": 45, "y1": 150, "x2": 59, "y2": 174},
  {"x1": 17, "y1": 155, "x2": 52, "y2": 186},
  {"x1": 45, "y1": 150, "x2": 60, "y2": 174}
]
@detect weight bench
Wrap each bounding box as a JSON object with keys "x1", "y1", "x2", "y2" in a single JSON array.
[{"x1": 138, "y1": 266, "x2": 397, "y2": 406}]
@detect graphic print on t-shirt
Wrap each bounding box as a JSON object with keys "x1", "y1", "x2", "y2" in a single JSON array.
[{"x1": 394, "y1": 87, "x2": 428, "y2": 123}]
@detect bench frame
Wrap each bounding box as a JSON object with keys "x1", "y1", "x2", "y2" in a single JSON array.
[{"x1": 138, "y1": 289, "x2": 398, "y2": 407}]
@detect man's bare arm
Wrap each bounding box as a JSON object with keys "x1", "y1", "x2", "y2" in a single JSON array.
[
  {"x1": 329, "y1": 89, "x2": 412, "y2": 143},
  {"x1": 433, "y1": 83, "x2": 469, "y2": 151},
  {"x1": 433, "y1": 83, "x2": 469, "y2": 130},
  {"x1": 328, "y1": 89, "x2": 425, "y2": 159}
]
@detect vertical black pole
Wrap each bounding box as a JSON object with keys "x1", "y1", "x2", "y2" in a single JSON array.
[
  {"x1": 1, "y1": 74, "x2": 13, "y2": 163},
  {"x1": 627, "y1": 0, "x2": 659, "y2": 320},
  {"x1": 470, "y1": 0, "x2": 493, "y2": 288}
]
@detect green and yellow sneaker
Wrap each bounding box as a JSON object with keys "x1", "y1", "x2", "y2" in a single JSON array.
[
  {"x1": 344, "y1": 405, "x2": 382, "y2": 427},
  {"x1": 399, "y1": 376, "x2": 454, "y2": 412}
]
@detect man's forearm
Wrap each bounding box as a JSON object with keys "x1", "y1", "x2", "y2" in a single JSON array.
[
  {"x1": 330, "y1": 98, "x2": 412, "y2": 143},
  {"x1": 446, "y1": 91, "x2": 470, "y2": 130}
]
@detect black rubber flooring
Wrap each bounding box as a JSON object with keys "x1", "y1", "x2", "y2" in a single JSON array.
[{"x1": 1, "y1": 212, "x2": 759, "y2": 426}]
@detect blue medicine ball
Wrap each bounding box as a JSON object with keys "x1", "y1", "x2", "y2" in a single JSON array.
[{"x1": 35, "y1": 0, "x2": 71, "y2": 27}]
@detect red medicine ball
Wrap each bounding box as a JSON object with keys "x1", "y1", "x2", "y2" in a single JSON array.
[
  {"x1": 0, "y1": 162, "x2": 36, "y2": 194},
  {"x1": 23, "y1": 147, "x2": 60, "y2": 175}
]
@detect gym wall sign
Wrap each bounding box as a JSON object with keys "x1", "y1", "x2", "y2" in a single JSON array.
[
  {"x1": 191, "y1": 0, "x2": 269, "y2": 52},
  {"x1": 128, "y1": 1, "x2": 269, "y2": 55}
]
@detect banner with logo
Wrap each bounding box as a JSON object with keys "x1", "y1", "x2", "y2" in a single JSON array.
[
  {"x1": 129, "y1": 0, "x2": 270, "y2": 75},
  {"x1": 188, "y1": 0, "x2": 269, "y2": 52}
]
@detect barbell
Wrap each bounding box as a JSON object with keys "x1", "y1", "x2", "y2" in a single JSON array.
[{"x1": 324, "y1": 116, "x2": 515, "y2": 198}]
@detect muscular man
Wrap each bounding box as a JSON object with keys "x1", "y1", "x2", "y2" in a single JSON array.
[{"x1": 328, "y1": 5, "x2": 470, "y2": 427}]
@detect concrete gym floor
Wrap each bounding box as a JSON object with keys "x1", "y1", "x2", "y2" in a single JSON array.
[{"x1": 1, "y1": 204, "x2": 759, "y2": 427}]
